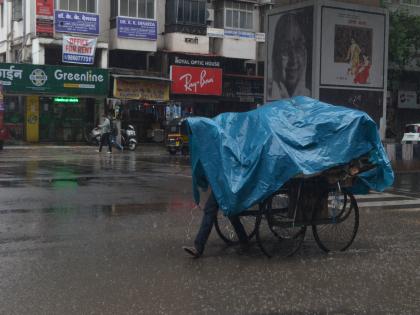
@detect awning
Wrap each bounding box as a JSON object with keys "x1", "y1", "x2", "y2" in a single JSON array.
[{"x1": 111, "y1": 74, "x2": 171, "y2": 82}]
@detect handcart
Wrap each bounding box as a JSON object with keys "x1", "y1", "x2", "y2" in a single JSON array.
[{"x1": 214, "y1": 153, "x2": 375, "y2": 258}]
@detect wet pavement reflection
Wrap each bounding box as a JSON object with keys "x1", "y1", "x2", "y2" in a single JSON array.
[{"x1": 0, "y1": 146, "x2": 419, "y2": 314}]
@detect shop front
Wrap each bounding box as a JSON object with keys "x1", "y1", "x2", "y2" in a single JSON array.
[
  {"x1": 222, "y1": 74, "x2": 264, "y2": 113},
  {"x1": 111, "y1": 75, "x2": 170, "y2": 141},
  {"x1": 0, "y1": 63, "x2": 108, "y2": 143},
  {"x1": 169, "y1": 53, "x2": 223, "y2": 118}
]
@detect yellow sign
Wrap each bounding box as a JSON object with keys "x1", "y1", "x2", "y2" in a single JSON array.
[
  {"x1": 26, "y1": 96, "x2": 39, "y2": 142},
  {"x1": 113, "y1": 78, "x2": 170, "y2": 101}
]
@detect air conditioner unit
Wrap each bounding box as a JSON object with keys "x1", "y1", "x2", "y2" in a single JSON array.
[
  {"x1": 259, "y1": 0, "x2": 273, "y2": 4},
  {"x1": 206, "y1": 9, "x2": 214, "y2": 22}
]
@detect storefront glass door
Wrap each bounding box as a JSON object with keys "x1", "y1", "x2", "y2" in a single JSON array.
[{"x1": 39, "y1": 97, "x2": 87, "y2": 142}]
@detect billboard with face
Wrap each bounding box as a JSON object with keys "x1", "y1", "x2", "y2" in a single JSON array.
[{"x1": 266, "y1": 6, "x2": 314, "y2": 101}]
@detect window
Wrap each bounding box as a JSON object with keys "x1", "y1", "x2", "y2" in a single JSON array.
[
  {"x1": 12, "y1": 0, "x2": 23, "y2": 21},
  {"x1": 224, "y1": 1, "x2": 253, "y2": 30},
  {"x1": 174, "y1": 0, "x2": 206, "y2": 25},
  {"x1": 0, "y1": 3, "x2": 3, "y2": 28},
  {"x1": 401, "y1": 0, "x2": 420, "y2": 5},
  {"x1": 57, "y1": 0, "x2": 97, "y2": 13},
  {"x1": 119, "y1": 0, "x2": 155, "y2": 19}
]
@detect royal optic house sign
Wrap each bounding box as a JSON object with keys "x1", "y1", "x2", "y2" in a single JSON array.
[
  {"x1": 170, "y1": 65, "x2": 222, "y2": 96},
  {"x1": 0, "y1": 63, "x2": 108, "y2": 96}
]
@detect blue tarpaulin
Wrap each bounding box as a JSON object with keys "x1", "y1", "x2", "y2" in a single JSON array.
[{"x1": 187, "y1": 96, "x2": 394, "y2": 216}]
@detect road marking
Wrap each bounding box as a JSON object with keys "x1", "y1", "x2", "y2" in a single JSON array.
[
  {"x1": 353, "y1": 191, "x2": 420, "y2": 209},
  {"x1": 355, "y1": 192, "x2": 413, "y2": 199},
  {"x1": 388, "y1": 208, "x2": 420, "y2": 213},
  {"x1": 357, "y1": 199, "x2": 420, "y2": 208}
]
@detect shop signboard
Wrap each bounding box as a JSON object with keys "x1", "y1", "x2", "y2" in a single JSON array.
[
  {"x1": 113, "y1": 78, "x2": 169, "y2": 101},
  {"x1": 0, "y1": 84, "x2": 3, "y2": 111},
  {"x1": 170, "y1": 66, "x2": 222, "y2": 96},
  {"x1": 224, "y1": 30, "x2": 255, "y2": 39},
  {"x1": 398, "y1": 90, "x2": 419, "y2": 109},
  {"x1": 170, "y1": 54, "x2": 222, "y2": 68},
  {"x1": 117, "y1": 17, "x2": 157, "y2": 40},
  {"x1": 55, "y1": 10, "x2": 99, "y2": 36},
  {"x1": 0, "y1": 63, "x2": 108, "y2": 96},
  {"x1": 63, "y1": 35, "x2": 97, "y2": 65},
  {"x1": 207, "y1": 27, "x2": 224, "y2": 38},
  {"x1": 36, "y1": 0, "x2": 54, "y2": 37}
]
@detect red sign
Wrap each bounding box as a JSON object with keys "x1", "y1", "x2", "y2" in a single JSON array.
[
  {"x1": 171, "y1": 66, "x2": 222, "y2": 96},
  {"x1": 36, "y1": 0, "x2": 54, "y2": 37},
  {"x1": 36, "y1": 19, "x2": 54, "y2": 37},
  {"x1": 36, "y1": 0, "x2": 54, "y2": 17}
]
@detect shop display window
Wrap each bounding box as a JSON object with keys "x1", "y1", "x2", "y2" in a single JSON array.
[{"x1": 4, "y1": 96, "x2": 24, "y2": 143}]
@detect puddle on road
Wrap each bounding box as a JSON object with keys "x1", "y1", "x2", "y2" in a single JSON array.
[
  {"x1": 101, "y1": 203, "x2": 168, "y2": 216},
  {"x1": 0, "y1": 202, "x2": 185, "y2": 217}
]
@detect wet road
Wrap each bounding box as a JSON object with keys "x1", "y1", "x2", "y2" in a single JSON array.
[{"x1": 0, "y1": 146, "x2": 419, "y2": 314}]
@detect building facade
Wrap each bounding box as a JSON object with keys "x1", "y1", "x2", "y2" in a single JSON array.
[{"x1": 0, "y1": 0, "x2": 268, "y2": 144}]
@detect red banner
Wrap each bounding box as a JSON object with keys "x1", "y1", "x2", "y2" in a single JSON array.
[
  {"x1": 36, "y1": 0, "x2": 54, "y2": 17},
  {"x1": 171, "y1": 66, "x2": 222, "y2": 96}
]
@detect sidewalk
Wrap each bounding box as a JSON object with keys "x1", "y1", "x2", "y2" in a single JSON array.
[{"x1": 391, "y1": 160, "x2": 420, "y2": 173}]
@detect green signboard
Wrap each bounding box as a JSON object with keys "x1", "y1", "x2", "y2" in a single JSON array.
[{"x1": 0, "y1": 63, "x2": 108, "y2": 96}]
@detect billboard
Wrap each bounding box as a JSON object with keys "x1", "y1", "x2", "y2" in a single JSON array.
[
  {"x1": 266, "y1": 6, "x2": 313, "y2": 101},
  {"x1": 320, "y1": 6, "x2": 386, "y2": 89}
]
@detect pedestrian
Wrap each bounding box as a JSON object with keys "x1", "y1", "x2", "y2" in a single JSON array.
[
  {"x1": 98, "y1": 114, "x2": 112, "y2": 154},
  {"x1": 183, "y1": 189, "x2": 249, "y2": 258}
]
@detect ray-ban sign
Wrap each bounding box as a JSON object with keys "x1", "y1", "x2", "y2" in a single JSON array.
[{"x1": 170, "y1": 66, "x2": 222, "y2": 96}]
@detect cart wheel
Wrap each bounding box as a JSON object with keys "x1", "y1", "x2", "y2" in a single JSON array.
[
  {"x1": 312, "y1": 191, "x2": 359, "y2": 253},
  {"x1": 256, "y1": 195, "x2": 307, "y2": 258},
  {"x1": 214, "y1": 210, "x2": 258, "y2": 245}
]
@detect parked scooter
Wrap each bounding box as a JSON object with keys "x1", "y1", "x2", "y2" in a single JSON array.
[
  {"x1": 89, "y1": 125, "x2": 137, "y2": 151},
  {"x1": 120, "y1": 125, "x2": 137, "y2": 151},
  {"x1": 88, "y1": 127, "x2": 101, "y2": 146}
]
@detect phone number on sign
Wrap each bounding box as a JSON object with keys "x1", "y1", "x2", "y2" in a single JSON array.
[{"x1": 63, "y1": 54, "x2": 94, "y2": 64}]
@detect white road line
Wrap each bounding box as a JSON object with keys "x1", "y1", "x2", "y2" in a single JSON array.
[
  {"x1": 358, "y1": 199, "x2": 420, "y2": 208},
  {"x1": 387, "y1": 208, "x2": 420, "y2": 213},
  {"x1": 355, "y1": 192, "x2": 413, "y2": 199}
]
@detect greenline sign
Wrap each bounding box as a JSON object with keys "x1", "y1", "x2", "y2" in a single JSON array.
[{"x1": 0, "y1": 63, "x2": 108, "y2": 96}]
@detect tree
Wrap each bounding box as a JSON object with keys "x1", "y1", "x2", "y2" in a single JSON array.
[{"x1": 388, "y1": 9, "x2": 420, "y2": 89}]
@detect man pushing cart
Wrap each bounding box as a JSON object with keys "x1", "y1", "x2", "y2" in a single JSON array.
[{"x1": 183, "y1": 96, "x2": 394, "y2": 258}]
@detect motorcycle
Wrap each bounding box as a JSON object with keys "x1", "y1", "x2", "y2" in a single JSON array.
[{"x1": 120, "y1": 125, "x2": 137, "y2": 151}]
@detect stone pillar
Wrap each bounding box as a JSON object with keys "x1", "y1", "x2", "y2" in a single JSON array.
[
  {"x1": 31, "y1": 39, "x2": 45, "y2": 65},
  {"x1": 386, "y1": 143, "x2": 396, "y2": 161},
  {"x1": 402, "y1": 143, "x2": 413, "y2": 161}
]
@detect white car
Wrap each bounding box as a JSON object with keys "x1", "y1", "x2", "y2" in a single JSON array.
[{"x1": 401, "y1": 124, "x2": 420, "y2": 143}]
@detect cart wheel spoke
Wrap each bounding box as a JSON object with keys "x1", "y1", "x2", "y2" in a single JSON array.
[
  {"x1": 256, "y1": 194, "x2": 306, "y2": 258},
  {"x1": 214, "y1": 209, "x2": 258, "y2": 245},
  {"x1": 312, "y1": 192, "x2": 359, "y2": 253}
]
